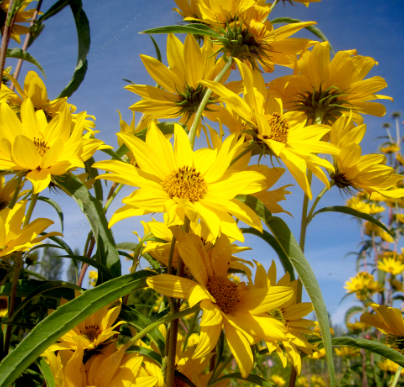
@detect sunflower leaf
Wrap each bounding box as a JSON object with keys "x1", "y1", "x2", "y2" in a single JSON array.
[
  {"x1": 37, "y1": 358, "x2": 56, "y2": 387},
  {"x1": 211, "y1": 373, "x2": 272, "y2": 387},
  {"x1": 38, "y1": 196, "x2": 64, "y2": 232},
  {"x1": 54, "y1": 174, "x2": 121, "y2": 280},
  {"x1": 344, "y1": 306, "x2": 363, "y2": 325},
  {"x1": 141, "y1": 24, "x2": 221, "y2": 39},
  {"x1": 310, "y1": 206, "x2": 394, "y2": 238},
  {"x1": 0, "y1": 271, "x2": 154, "y2": 387},
  {"x1": 0, "y1": 280, "x2": 75, "y2": 300},
  {"x1": 58, "y1": 255, "x2": 116, "y2": 279},
  {"x1": 126, "y1": 345, "x2": 162, "y2": 365},
  {"x1": 148, "y1": 34, "x2": 162, "y2": 62},
  {"x1": 6, "y1": 49, "x2": 46, "y2": 77}
]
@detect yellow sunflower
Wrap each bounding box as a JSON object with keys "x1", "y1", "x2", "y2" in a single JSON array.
[
  {"x1": 43, "y1": 343, "x2": 157, "y2": 387},
  {"x1": 0, "y1": 200, "x2": 61, "y2": 260},
  {"x1": 268, "y1": 41, "x2": 393, "y2": 125},
  {"x1": 172, "y1": 0, "x2": 202, "y2": 20},
  {"x1": 378, "y1": 359, "x2": 404, "y2": 375},
  {"x1": 334, "y1": 346, "x2": 360, "y2": 358},
  {"x1": 364, "y1": 221, "x2": 393, "y2": 243},
  {"x1": 311, "y1": 375, "x2": 326, "y2": 387},
  {"x1": 0, "y1": 0, "x2": 37, "y2": 44},
  {"x1": 271, "y1": 375, "x2": 286, "y2": 387},
  {"x1": 378, "y1": 257, "x2": 404, "y2": 276},
  {"x1": 361, "y1": 304, "x2": 404, "y2": 353},
  {"x1": 344, "y1": 272, "x2": 383, "y2": 301},
  {"x1": 257, "y1": 261, "x2": 318, "y2": 374},
  {"x1": 147, "y1": 231, "x2": 293, "y2": 378},
  {"x1": 0, "y1": 100, "x2": 110, "y2": 193},
  {"x1": 296, "y1": 375, "x2": 310, "y2": 387},
  {"x1": 329, "y1": 115, "x2": 404, "y2": 199},
  {"x1": 125, "y1": 34, "x2": 239, "y2": 136},
  {"x1": 94, "y1": 122, "x2": 267, "y2": 242},
  {"x1": 346, "y1": 320, "x2": 369, "y2": 333},
  {"x1": 202, "y1": 59, "x2": 339, "y2": 199},
  {"x1": 48, "y1": 296, "x2": 124, "y2": 352},
  {"x1": 381, "y1": 144, "x2": 400, "y2": 154},
  {"x1": 310, "y1": 347, "x2": 325, "y2": 359}
]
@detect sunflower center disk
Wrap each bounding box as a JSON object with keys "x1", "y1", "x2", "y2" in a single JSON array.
[
  {"x1": 269, "y1": 307, "x2": 287, "y2": 326},
  {"x1": 206, "y1": 275, "x2": 240, "y2": 314},
  {"x1": 263, "y1": 113, "x2": 289, "y2": 143},
  {"x1": 33, "y1": 137, "x2": 50, "y2": 157},
  {"x1": 84, "y1": 324, "x2": 101, "y2": 342},
  {"x1": 162, "y1": 166, "x2": 208, "y2": 202}
]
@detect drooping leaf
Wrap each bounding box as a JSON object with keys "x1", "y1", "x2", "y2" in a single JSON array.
[
  {"x1": 116, "y1": 242, "x2": 138, "y2": 251},
  {"x1": 0, "y1": 280, "x2": 75, "y2": 300},
  {"x1": 119, "y1": 305, "x2": 166, "y2": 355},
  {"x1": 58, "y1": 254, "x2": 115, "y2": 279},
  {"x1": 270, "y1": 17, "x2": 334, "y2": 53},
  {"x1": 141, "y1": 24, "x2": 221, "y2": 39},
  {"x1": 57, "y1": 0, "x2": 90, "y2": 98},
  {"x1": 211, "y1": 373, "x2": 272, "y2": 387},
  {"x1": 344, "y1": 306, "x2": 363, "y2": 325},
  {"x1": 85, "y1": 157, "x2": 103, "y2": 203},
  {"x1": 241, "y1": 227, "x2": 295, "y2": 281},
  {"x1": 148, "y1": 35, "x2": 162, "y2": 62},
  {"x1": 54, "y1": 174, "x2": 121, "y2": 279},
  {"x1": 311, "y1": 206, "x2": 394, "y2": 238},
  {"x1": 6, "y1": 48, "x2": 45, "y2": 76},
  {"x1": 0, "y1": 271, "x2": 154, "y2": 387},
  {"x1": 126, "y1": 345, "x2": 162, "y2": 365},
  {"x1": 38, "y1": 196, "x2": 64, "y2": 232}
]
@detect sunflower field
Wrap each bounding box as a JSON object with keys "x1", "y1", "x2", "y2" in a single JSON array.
[{"x1": 0, "y1": 0, "x2": 403, "y2": 386}]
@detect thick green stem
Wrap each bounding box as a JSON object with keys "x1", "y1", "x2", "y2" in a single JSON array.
[
  {"x1": 23, "y1": 192, "x2": 38, "y2": 227},
  {"x1": 229, "y1": 141, "x2": 256, "y2": 167},
  {"x1": 391, "y1": 366, "x2": 402, "y2": 387},
  {"x1": 188, "y1": 57, "x2": 233, "y2": 149}
]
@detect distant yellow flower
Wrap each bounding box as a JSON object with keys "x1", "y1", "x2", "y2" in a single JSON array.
[
  {"x1": 329, "y1": 115, "x2": 404, "y2": 199},
  {"x1": 0, "y1": 296, "x2": 7, "y2": 317},
  {"x1": 94, "y1": 123, "x2": 267, "y2": 242},
  {"x1": 397, "y1": 153, "x2": 404, "y2": 166},
  {"x1": 269, "y1": 42, "x2": 393, "y2": 125},
  {"x1": 310, "y1": 347, "x2": 325, "y2": 359},
  {"x1": 346, "y1": 196, "x2": 385, "y2": 214},
  {"x1": 49, "y1": 297, "x2": 123, "y2": 352},
  {"x1": 147, "y1": 231, "x2": 293, "y2": 378},
  {"x1": 311, "y1": 375, "x2": 326, "y2": 387},
  {"x1": 88, "y1": 270, "x2": 98, "y2": 287},
  {"x1": 43, "y1": 343, "x2": 157, "y2": 387},
  {"x1": 391, "y1": 279, "x2": 404, "y2": 292},
  {"x1": 381, "y1": 144, "x2": 400, "y2": 154},
  {"x1": 271, "y1": 375, "x2": 286, "y2": 387},
  {"x1": 296, "y1": 375, "x2": 310, "y2": 387},
  {"x1": 361, "y1": 303, "x2": 404, "y2": 352},
  {"x1": 334, "y1": 346, "x2": 360, "y2": 357},
  {"x1": 262, "y1": 261, "x2": 318, "y2": 374},
  {"x1": 0, "y1": 200, "x2": 60, "y2": 260},
  {"x1": 378, "y1": 257, "x2": 404, "y2": 275},
  {"x1": 396, "y1": 214, "x2": 404, "y2": 223},
  {"x1": 0, "y1": 0, "x2": 37, "y2": 44},
  {"x1": 202, "y1": 59, "x2": 339, "y2": 199},
  {"x1": 172, "y1": 0, "x2": 202, "y2": 20},
  {"x1": 292, "y1": 0, "x2": 322, "y2": 6},
  {"x1": 126, "y1": 34, "x2": 237, "y2": 136},
  {"x1": 364, "y1": 221, "x2": 393, "y2": 243},
  {"x1": 347, "y1": 320, "x2": 369, "y2": 333},
  {"x1": 344, "y1": 272, "x2": 383, "y2": 301},
  {"x1": 313, "y1": 326, "x2": 334, "y2": 336}
]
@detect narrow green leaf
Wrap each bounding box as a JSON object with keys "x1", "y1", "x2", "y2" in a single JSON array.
[
  {"x1": 148, "y1": 35, "x2": 162, "y2": 62},
  {"x1": 37, "y1": 358, "x2": 56, "y2": 387},
  {"x1": 100, "y1": 148, "x2": 123, "y2": 161},
  {"x1": 38, "y1": 196, "x2": 64, "y2": 232},
  {"x1": 54, "y1": 174, "x2": 121, "y2": 279},
  {"x1": 0, "y1": 280, "x2": 75, "y2": 300},
  {"x1": 126, "y1": 345, "x2": 162, "y2": 365},
  {"x1": 116, "y1": 242, "x2": 138, "y2": 251},
  {"x1": 85, "y1": 157, "x2": 103, "y2": 203},
  {"x1": 46, "y1": 235, "x2": 74, "y2": 256},
  {"x1": 270, "y1": 17, "x2": 334, "y2": 53},
  {"x1": 116, "y1": 143, "x2": 130, "y2": 157},
  {"x1": 0, "y1": 271, "x2": 154, "y2": 387},
  {"x1": 311, "y1": 206, "x2": 394, "y2": 238},
  {"x1": 211, "y1": 373, "x2": 272, "y2": 387},
  {"x1": 58, "y1": 254, "x2": 115, "y2": 279},
  {"x1": 57, "y1": 0, "x2": 90, "y2": 98},
  {"x1": 344, "y1": 306, "x2": 363, "y2": 325},
  {"x1": 141, "y1": 24, "x2": 220, "y2": 39},
  {"x1": 37, "y1": 0, "x2": 70, "y2": 22},
  {"x1": 240, "y1": 227, "x2": 295, "y2": 281},
  {"x1": 119, "y1": 306, "x2": 166, "y2": 355},
  {"x1": 6, "y1": 48, "x2": 46, "y2": 76}
]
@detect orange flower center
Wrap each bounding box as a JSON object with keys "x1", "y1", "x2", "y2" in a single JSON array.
[
  {"x1": 34, "y1": 137, "x2": 50, "y2": 157},
  {"x1": 84, "y1": 324, "x2": 101, "y2": 342},
  {"x1": 162, "y1": 166, "x2": 208, "y2": 202},
  {"x1": 206, "y1": 275, "x2": 239, "y2": 314},
  {"x1": 263, "y1": 113, "x2": 289, "y2": 143}
]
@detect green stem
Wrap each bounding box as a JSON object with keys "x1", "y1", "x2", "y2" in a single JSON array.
[
  {"x1": 130, "y1": 232, "x2": 153, "y2": 274},
  {"x1": 7, "y1": 175, "x2": 23, "y2": 209},
  {"x1": 210, "y1": 353, "x2": 234, "y2": 383},
  {"x1": 188, "y1": 57, "x2": 233, "y2": 149},
  {"x1": 391, "y1": 366, "x2": 402, "y2": 387},
  {"x1": 229, "y1": 141, "x2": 256, "y2": 167},
  {"x1": 23, "y1": 192, "x2": 38, "y2": 227},
  {"x1": 270, "y1": 0, "x2": 280, "y2": 11},
  {"x1": 299, "y1": 170, "x2": 312, "y2": 254},
  {"x1": 104, "y1": 183, "x2": 123, "y2": 213},
  {"x1": 123, "y1": 304, "x2": 200, "y2": 352},
  {"x1": 306, "y1": 182, "x2": 334, "y2": 225}
]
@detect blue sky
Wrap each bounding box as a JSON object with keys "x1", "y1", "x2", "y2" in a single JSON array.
[{"x1": 7, "y1": 0, "x2": 404, "y2": 326}]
